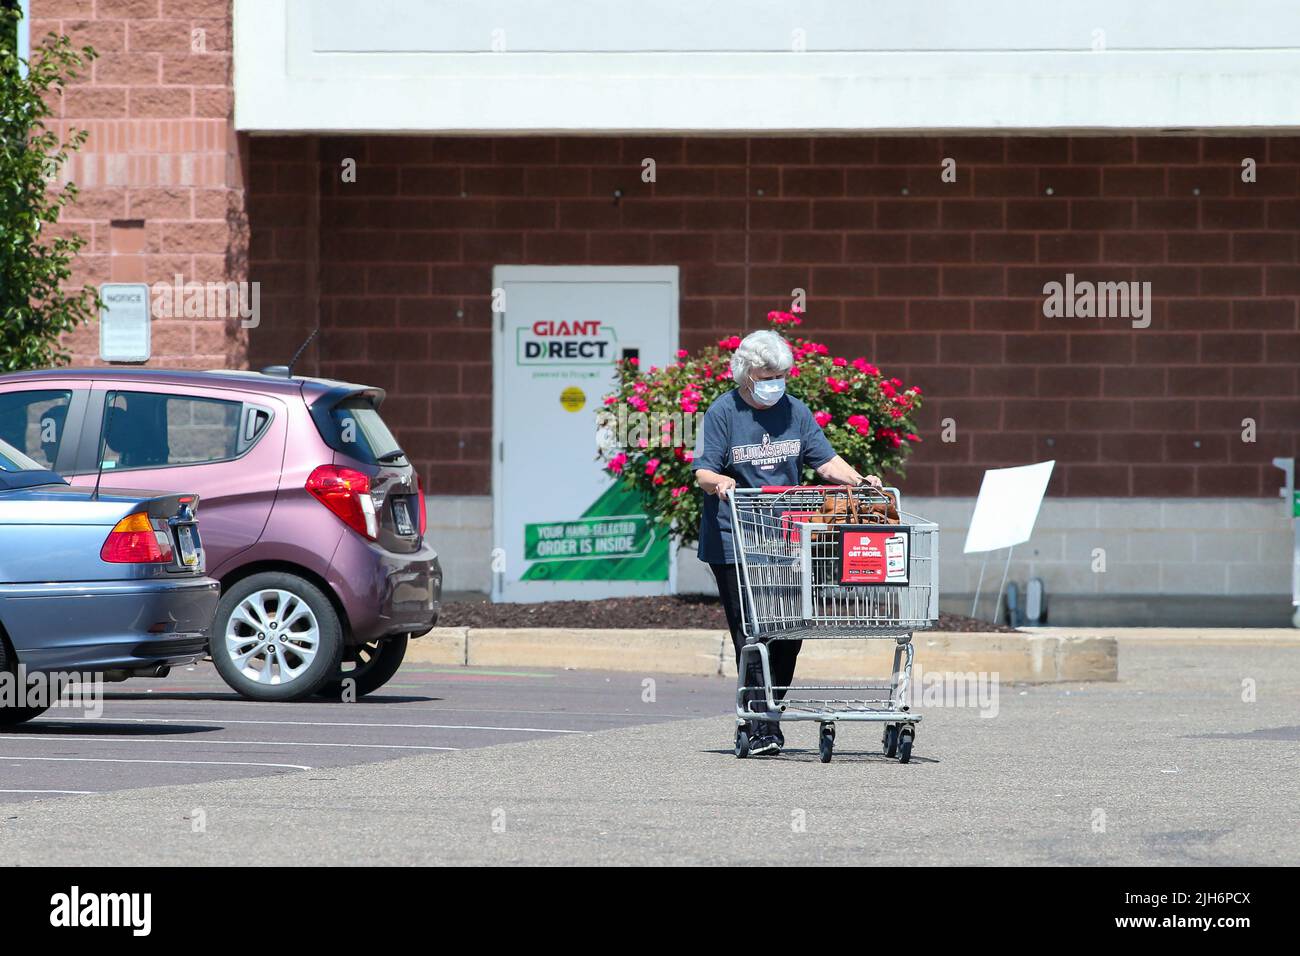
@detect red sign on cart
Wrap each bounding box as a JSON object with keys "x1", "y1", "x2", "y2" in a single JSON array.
[{"x1": 838, "y1": 527, "x2": 910, "y2": 585}]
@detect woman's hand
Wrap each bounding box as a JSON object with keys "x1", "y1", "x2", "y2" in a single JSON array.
[
  {"x1": 816, "y1": 455, "x2": 880, "y2": 488},
  {"x1": 695, "y1": 469, "x2": 737, "y2": 498}
]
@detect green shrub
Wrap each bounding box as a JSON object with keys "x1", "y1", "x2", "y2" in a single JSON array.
[
  {"x1": 598, "y1": 310, "x2": 924, "y2": 545},
  {"x1": 0, "y1": 10, "x2": 98, "y2": 370}
]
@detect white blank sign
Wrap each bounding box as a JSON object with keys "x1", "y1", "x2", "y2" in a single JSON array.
[{"x1": 963, "y1": 461, "x2": 1056, "y2": 554}]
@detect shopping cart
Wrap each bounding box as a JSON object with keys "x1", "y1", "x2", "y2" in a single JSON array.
[{"x1": 728, "y1": 483, "x2": 938, "y2": 763}]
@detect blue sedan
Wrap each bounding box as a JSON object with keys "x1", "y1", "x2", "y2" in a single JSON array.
[{"x1": 0, "y1": 438, "x2": 219, "y2": 727}]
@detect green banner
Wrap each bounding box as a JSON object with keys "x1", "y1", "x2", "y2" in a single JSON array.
[{"x1": 521, "y1": 482, "x2": 668, "y2": 582}]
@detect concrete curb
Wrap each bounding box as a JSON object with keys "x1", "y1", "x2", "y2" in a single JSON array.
[
  {"x1": 1024, "y1": 626, "x2": 1300, "y2": 646},
  {"x1": 408, "y1": 626, "x2": 1121, "y2": 683}
]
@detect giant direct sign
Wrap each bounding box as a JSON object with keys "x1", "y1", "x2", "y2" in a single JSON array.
[{"x1": 492, "y1": 266, "x2": 680, "y2": 602}]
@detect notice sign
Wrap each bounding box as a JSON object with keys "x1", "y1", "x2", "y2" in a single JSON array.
[
  {"x1": 99, "y1": 283, "x2": 151, "y2": 363},
  {"x1": 839, "y1": 527, "x2": 910, "y2": 586}
]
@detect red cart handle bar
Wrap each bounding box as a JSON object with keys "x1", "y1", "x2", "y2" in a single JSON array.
[{"x1": 756, "y1": 484, "x2": 877, "y2": 493}]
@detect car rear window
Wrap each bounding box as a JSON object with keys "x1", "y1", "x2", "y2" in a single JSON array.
[
  {"x1": 326, "y1": 398, "x2": 405, "y2": 464},
  {"x1": 100, "y1": 392, "x2": 246, "y2": 470},
  {"x1": 0, "y1": 389, "x2": 73, "y2": 470}
]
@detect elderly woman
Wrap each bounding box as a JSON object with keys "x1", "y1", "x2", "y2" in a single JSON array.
[{"x1": 693, "y1": 329, "x2": 881, "y2": 757}]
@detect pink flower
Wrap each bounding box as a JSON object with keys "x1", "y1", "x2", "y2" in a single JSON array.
[
  {"x1": 825, "y1": 376, "x2": 849, "y2": 394},
  {"x1": 671, "y1": 485, "x2": 689, "y2": 498},
  {"x1": 607, "y1": 453, "x2": 627, "y2": 474},
  {"x1": 813, "y1": 410, "x2": 833, "y2": 428},
  {"x1": 645, "y1": 458, "x2": 660, "y2": 476},
  {"x1": 905, "y1": 433, "x2": 922, "y2": 442},
  {"x1": 718, "y1": 335, "x2": 741, "y2": 350},
  {"x1": 676, "y1": 349, "x2": 689, "y2": 359},
  {"x1": 851, "y1": 358, "x2": 880, "y2": 376},
  {"x1": 628, "y1": 396, "x2": 648, "y2": 412},
  {"x1": 603, "y1": 396, "x2": 618, "y2": 406},
  {"x1": 788, "y1": 366, "x2": 800, "y2": 378},
  {"x1": 832, "y1": 356, "x2": 847, "y2": 367},
  {"x1": 627, "y1": 357, "x2": 639, "y2": 367}
]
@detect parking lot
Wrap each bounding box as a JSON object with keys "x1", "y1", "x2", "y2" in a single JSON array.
[
  {"x1": 0, "y1": 662, "x2": 724, "y2": 802},
  {"x1": 2, "y1": 640, "x2": 1297, "y2": 866}
]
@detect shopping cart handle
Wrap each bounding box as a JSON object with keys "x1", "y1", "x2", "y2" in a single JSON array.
[{"x1": 758, "y1": 481, "x2": 885, "y2": 493}]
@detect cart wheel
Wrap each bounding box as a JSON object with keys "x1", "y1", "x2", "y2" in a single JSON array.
[
  {"x1": 882, "y1": 724, "x2": 899, "y2": 758},
  {"x1": 735, "y1": 728, "x2": 750, "y2": 759},
  {"x1": 897, "y1": 726, "x2": 914, "y2": 764},
  {"x1": 818, "y1": 723, "x2": 834, "y2": 763}
]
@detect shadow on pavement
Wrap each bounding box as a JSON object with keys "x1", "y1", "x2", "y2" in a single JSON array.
[
  {"x1": 3, "y1": 721, "x2": 220, "y2": 736},
  {"x1": 700, "y1": 747, "x2": 940, "y2": 764},
  {"x1": 97, "y1": 692, "x2": 442, "y2": 705}
]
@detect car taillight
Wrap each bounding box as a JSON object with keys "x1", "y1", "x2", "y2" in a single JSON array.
[
  {"x1": 417, "y1": 475, "x2": 427, "y2": 536},
  {"x1": 306, "y1": 464, "x2": 378, "y2": 540},
  {"x1": 101, "y1": 512, "x2": 175, "y2": 564}
]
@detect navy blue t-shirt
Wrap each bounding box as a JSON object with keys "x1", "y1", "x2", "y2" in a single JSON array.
[{"x1": 692, "y1": 389, "x2": 836, "y2": 564}]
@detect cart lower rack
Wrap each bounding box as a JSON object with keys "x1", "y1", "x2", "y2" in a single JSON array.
[{"x1": 728, "y1": 484, "x2": 939, "y2": 763}]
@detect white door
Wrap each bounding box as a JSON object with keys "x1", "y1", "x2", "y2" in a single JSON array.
[{"x1": 492, "y1": 266, "x2": 679, "y2": 603}]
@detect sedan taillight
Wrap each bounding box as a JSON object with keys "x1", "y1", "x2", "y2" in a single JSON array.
[
  {"x1": 306, "y1": 464, "x2": 378, "y2": 540},
  {"x1": 417, "y1": 474, "x2": 427, "y2": 536},
  {"x1": 101, "y1": 512, "x2": 175, "y2": 564}
]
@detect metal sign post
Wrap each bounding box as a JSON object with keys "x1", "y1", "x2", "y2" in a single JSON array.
[
  {"x1": 963, "y1": 461, "x2": 1055, "y2": 625},
  {"x1": 1272, "y1": 458, "x2": 1300, "y2": 628}
]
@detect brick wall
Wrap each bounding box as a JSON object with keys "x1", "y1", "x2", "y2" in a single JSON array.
[
  {"x1": 37, "y1": 0, "x2": 246, "y2": 368},
  {"x1": 246, "y1": 134, "x2": 1300, "y2": 499}
]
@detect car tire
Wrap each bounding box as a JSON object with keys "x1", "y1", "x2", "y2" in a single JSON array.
[
  {"x1": 211, "y1": 572, "x2": 343, "y2": 702},
  {"x1": 315, "y1": 635, "x2": 409, "y2": 700}
]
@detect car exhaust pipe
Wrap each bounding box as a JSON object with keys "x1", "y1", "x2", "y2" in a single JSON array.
[{"x1": 101, "y1": 665, "x2": 172, "y2": 682}]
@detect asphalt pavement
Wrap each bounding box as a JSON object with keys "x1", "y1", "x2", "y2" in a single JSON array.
[
  {"x1": 2, "y1": 642, "x2": 1297, "y2": 865},
  {"x1": 0, "y1": 663, "x2": 723, "y2": 802}
]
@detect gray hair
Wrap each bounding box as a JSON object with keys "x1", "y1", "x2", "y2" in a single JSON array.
[{"x1": 730, "y1": 329, "x2": 794, "y2": 386}]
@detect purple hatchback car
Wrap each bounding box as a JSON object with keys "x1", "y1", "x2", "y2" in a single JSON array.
[{"x1": 0, "y1": 368, "x2": 441, "y2": 702}]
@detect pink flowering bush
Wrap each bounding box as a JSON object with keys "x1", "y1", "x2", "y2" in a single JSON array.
[{"x1": 598, "y1": 309, "x2": 924, "y2": 544}]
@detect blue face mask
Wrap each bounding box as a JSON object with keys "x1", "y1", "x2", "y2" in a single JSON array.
[{"x1": 750, "y1": 378, "x2": 786, "y2": 407}]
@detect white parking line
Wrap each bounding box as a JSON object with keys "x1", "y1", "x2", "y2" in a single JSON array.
[
  {"x1": 0, "y1": 788, "x2": 98, "y2": 795},
  {"x1": 55, "y1": 716, "x2": 588, "y2": 734},
  {"x1": 0, "y1": 736, "x2": 459, "y2": 752},
  {"x1": 0, "y1": 756, "x2": 312, "y2": 770}
]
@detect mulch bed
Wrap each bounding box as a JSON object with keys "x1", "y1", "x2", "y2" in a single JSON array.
[{"x1": 440, "y1": 594, "x2": 1017, "y2": 633}]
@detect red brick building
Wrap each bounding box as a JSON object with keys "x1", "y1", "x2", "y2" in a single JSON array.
[{"x1": 27, "y1": 0, "x2": 1300, "y2": 622}]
